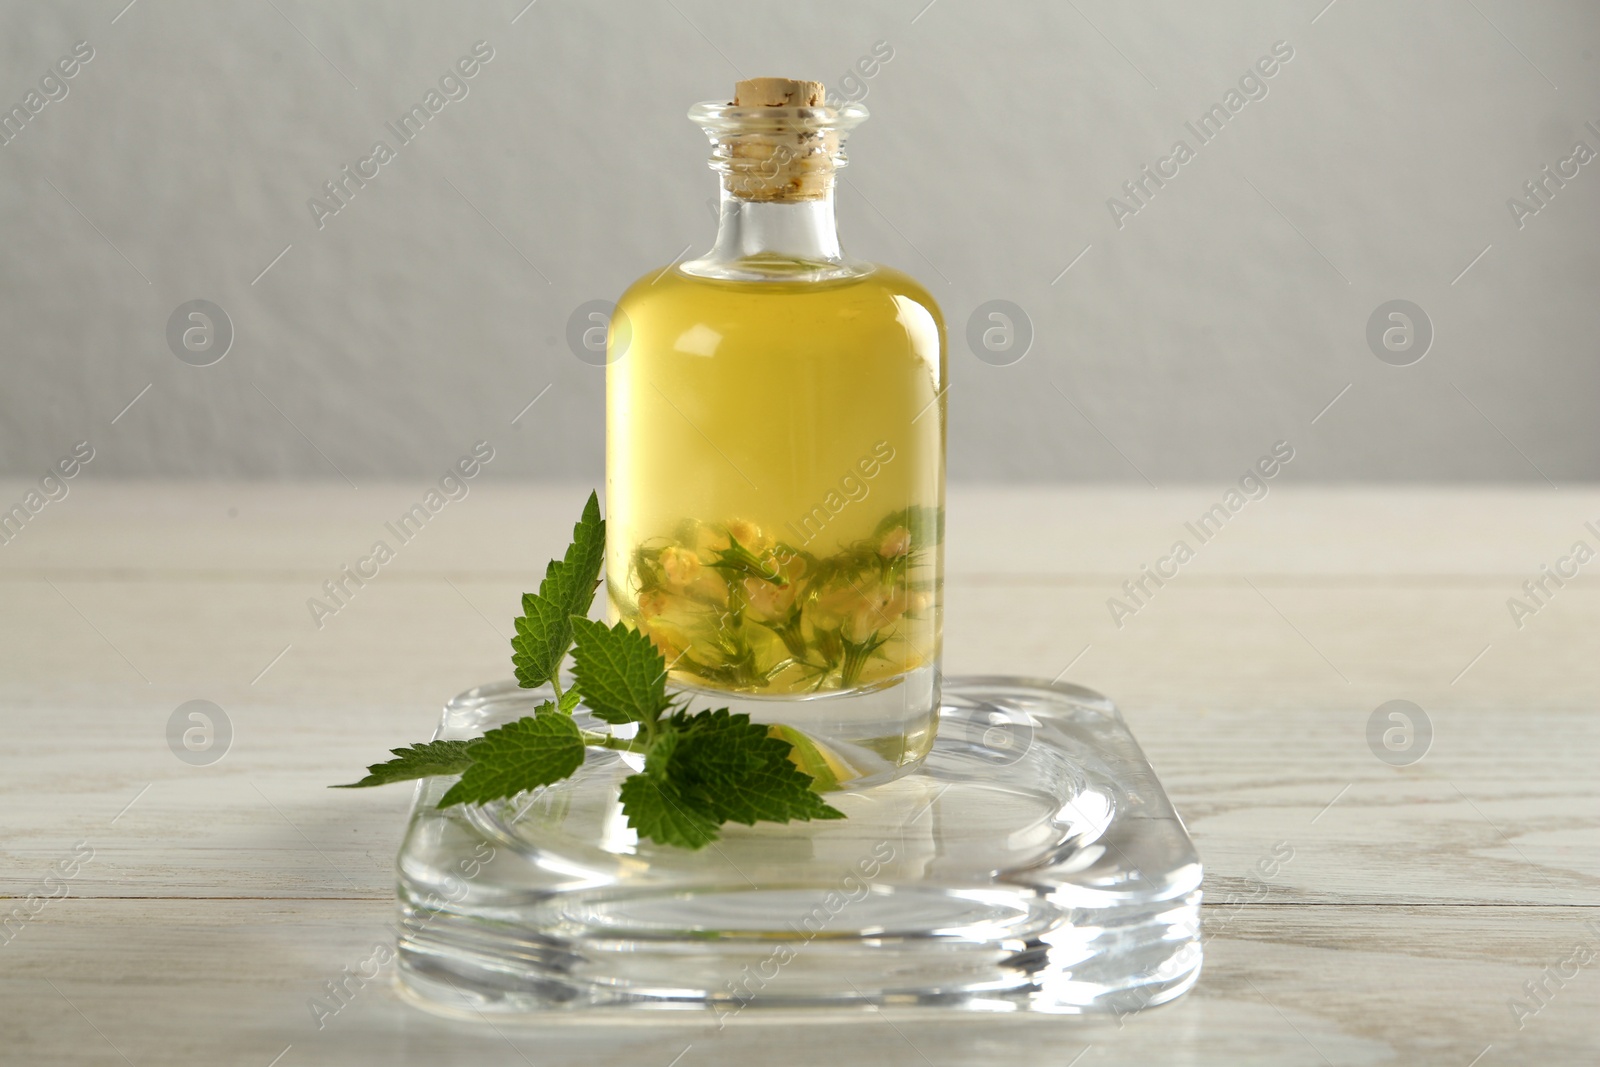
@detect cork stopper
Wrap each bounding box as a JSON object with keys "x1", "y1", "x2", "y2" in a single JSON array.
[
  {"x1": 734, "y1": 78, "x2": 825, "y2": 108},
  {"x1": 722, "y1": 77, "x2": 838, "y2": 203}
]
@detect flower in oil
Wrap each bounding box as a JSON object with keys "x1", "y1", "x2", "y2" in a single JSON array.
[
  {"x1": 809, "y1": 584, "x2": 860, "y2": 627},
  {"x1": 690, "y1": 524, "x2": 729, "y2": 556},
  {"x1": 845, "y1": 586, "x2": 907, "y2": 643},
  {"x1": 743, "y1": 575, "x2": 796, "y2": 621},
  {"x1": 727, "y1": 518, "x2": 774, "y2": 554},
  {"x1": 774, "y1": 549, "x2": 807, "y2": 582},
  {"x1": 878, "y1": 525, "x2": 912, "y2": 559},
  {"x1": 637, "y1": 616, "x2": 686, "y2": 662},
  {"x1": 637, "y1": 588, "x2": 669, "y2": 619},
  {"x1": 659, "y1": 545, "x2": 702, "y2": 589}
]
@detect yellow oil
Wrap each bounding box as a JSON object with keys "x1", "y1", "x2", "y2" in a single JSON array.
[{"x1": 606, "y1": 263, "x2": 945, "y2": 712}]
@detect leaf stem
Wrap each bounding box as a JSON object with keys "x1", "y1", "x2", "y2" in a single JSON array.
[{"x1": 580, "y1": 729, "x2": 649, "y2": 754}]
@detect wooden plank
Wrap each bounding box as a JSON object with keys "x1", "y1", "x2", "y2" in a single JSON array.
[
  {"x1": 1, "y1": 685, "x2": 1594, "y2": 906},
  {"x1": 2, "y1": 900, "x2": 1593, "y2": 1066},
  {"x1": 2, "y1": 575, "x2": 1594, "y2": 707},
  {"x1": 3, "y1": 483, "x2": 1598, "y2": 580},
  {"x1": 946, "y1": 485, "x2": 1600, "y2": 580}
]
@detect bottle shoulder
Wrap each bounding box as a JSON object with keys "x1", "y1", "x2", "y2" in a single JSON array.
[
  {"x1": 616, "y1": 262, "x2": 943, "y2": 326},
  {"x1": 863, "y1": 264, "x2": 944, "y2": 325}
]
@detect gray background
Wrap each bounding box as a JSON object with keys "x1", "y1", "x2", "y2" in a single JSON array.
[{"x1": 1, "y1": 0, "x2": 1596, "y2": 484}]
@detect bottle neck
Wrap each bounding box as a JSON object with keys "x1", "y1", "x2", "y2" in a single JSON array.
[
  {"x1": 714, "y1": 183, "x2": 842, "y2": 259},
  {"x1": 682, "y1": 179, "x2": 868, "y2": 283}
]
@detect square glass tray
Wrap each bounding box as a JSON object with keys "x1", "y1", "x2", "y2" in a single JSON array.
[{"x1": 393, "y1": 676, "x2": 1202, "y2": 1019}]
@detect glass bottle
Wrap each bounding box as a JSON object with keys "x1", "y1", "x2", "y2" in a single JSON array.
[{"x1": 607, "y1": 78, "x2": 945, "y2": 789}]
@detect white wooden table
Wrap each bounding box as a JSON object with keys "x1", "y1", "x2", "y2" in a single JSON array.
[{"x1": 3, "y1": 483, "x2": 1596, "y2": 1066}]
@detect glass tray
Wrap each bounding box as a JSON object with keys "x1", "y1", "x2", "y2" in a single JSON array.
[{"x1": 393, "y1": 676, "x2": 1203, "y2": 1019}]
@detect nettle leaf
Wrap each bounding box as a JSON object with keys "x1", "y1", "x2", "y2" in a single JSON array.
[
  {"x1": 569, "y1": 617, "x2": 669, "y2": 726},
  {"x1": 766, "y1": 723, "x2": 845, "y2": 793},
  {"x1": 616, "y1": 710, "x2": 845, "y2": 849},
  {"x1": 512, "y1": 595, "x2": 567, "y2": 688},
  {"x1": 549, "y1": 491, "x2": 607, "y2": 617},
  {"x1": 333, "y1": 739, "x2": 478, "y2": 788},
  {"x1": 670, "y1": 709, "x2": 845, "y2": 827},
  {"x1": 437, "y1": 703, "x2": 586, "y2": 808},
  {"x1": 618, "y1": 775, "x2": 722, "y2": 850},
  {"x1": 873, "y1": 505, "x2": 944, "y2": 549},
  {"x1": 511, "y1": 492, "x2": 605, "y2": 689}
]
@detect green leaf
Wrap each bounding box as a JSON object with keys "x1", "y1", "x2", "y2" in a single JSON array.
[
  {"x1": 669, "y1": 709, "x2": 846, "y2": 827},
  {"x1": 618, "y1": 773, "x2": 723, "y2": 850},
  {"x1": 569, "y1": 617, "x2": 669, "y2": 726},
  {"x1": 617, "y1": 710, "x2": 845, "y2": 848},
  {"x1": 437, "y1": 703, "x2": 586, "y2": 808},
  {"x1": 766, "y1": 723, "x2": 845, "y2": 793},
  {"x1": 511, "y1": 595, "x2": 567, "y2": 688},
  {"x1": 706, "y1": 538, "x2": 786, "y2": 587},
  {"x1": 333, "y1": 739, "x2": 478, "y2": 788},
  {"x1": 552, "y1": 491, "x2": 607, "y2": 614},
  {"x1": 511, "y1": 492, "x2": 605, "y2": 688},
  {"x1": 873, "y1": 505, "x2": 944, "y2": 549}
]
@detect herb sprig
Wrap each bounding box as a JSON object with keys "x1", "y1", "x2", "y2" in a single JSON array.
[{"x1": 336, "y1": 492, "x2": 845, "y2": 849}]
